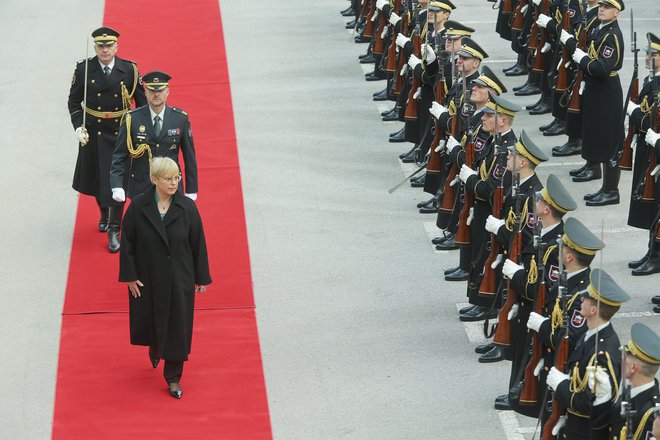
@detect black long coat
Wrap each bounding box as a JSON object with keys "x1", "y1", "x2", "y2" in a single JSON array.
[
  {"x1": 110, "y1": 105, "x2": 198, "y2": 199},
  {"x1": 119, "y1": 187, "x2": 211, "y2": 361},
  {"x1": 68, "y1": 55, "x2": 146, "y2": 205}
]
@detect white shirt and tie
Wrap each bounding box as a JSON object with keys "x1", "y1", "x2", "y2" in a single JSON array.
[
  {"x1": 99, "y1": 59, "x2": 115, "y2": 77},
  {"x1": 149, "y1": 107, "x2": 165, "y2": 137}
]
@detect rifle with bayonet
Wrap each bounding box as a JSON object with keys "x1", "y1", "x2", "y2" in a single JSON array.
[
  {"x1": 455, "y1": 77, "x2": 475, "y2": 246},
  {"x1": 615, "y1": 9, "x2": 638, "y2": 170},
  {"x1": 567, "y1": 0, "x2": 588, "y2": 114},
  {"x1": 426, "y1": 13, "x2": 448, "y2": 180},
  {"x1": 404, "y1": 3, "x2": 423, "y2": 121},
  {"x1": 394, "y1": 1, "x2": 412, "y2": 96},
  {"x1": 385, "y1": 0, "x2": 403, "y2": 74}
]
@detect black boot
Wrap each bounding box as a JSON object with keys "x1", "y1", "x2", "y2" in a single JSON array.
[
  {"x1": 572, "y1": 162, "x2": 602, "y2": 183},
  {"x1": 539, "y1": 118, "x2": 558, "y2": 132},
  {"x1": 515, "y1": 83, "x2": 542, "y2": 96},
  {"x1": 401, "y1": 145, "x2": 420, "y2": 163},
  {"x1": 373, "y1": 87, "x2": 388, "y2": 101},
  {"x1": 632, "y1": 243, "x2": 660, "y2": 276},
  {"x1": 107, "y1": 204, "x2": 124, "y2": 253},
  {"x1": 542, "y1": 118, "x2": 566, "y2": 134},
  {"x1": 585, "y1": 163, "x2": 620, "y2": 206},
  {"x1": 390, "y1": 128, "x2": 407, "y2": 143},
  {"x1": 529, "y1": 97, "x2": 553, "y2": 115},
  {"x1": 568, "y1": 159, "x2": 587, "y2": 176},
  {"x1": 553, "y1": 137, "x2": 582, "y2": 157}
]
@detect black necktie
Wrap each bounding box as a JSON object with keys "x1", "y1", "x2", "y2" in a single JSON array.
[
  {"x1": 153, "y1": 115, "x2": 161, "y2": 137},
  {"x1": 104, "y1": 66, "x2": 111, "y2": 77}
]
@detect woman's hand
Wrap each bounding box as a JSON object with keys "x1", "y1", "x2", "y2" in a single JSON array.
[
  {"x1": 195, "y1": 284, "x2": 207, "y2": 294},
  {"x1": 128, "y1": 280, "x2": 144, "y2": 298}
]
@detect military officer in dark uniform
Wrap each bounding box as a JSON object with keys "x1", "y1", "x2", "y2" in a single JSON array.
[
  {"x1": 110, "y1": 71, "x2": 199, "y2": 250},
  {"x1": 67, "y1": 27, "x2": 146, "y2": 252},
  {"x1": 545, "y1": 269, "x2": 630, "y2": 439},
  {"x1": 590, "y1": 323, "x2": 660, "y2": 440},
  {"x1": 559, "y1": 0, "x2": 625, "y2": 207}
]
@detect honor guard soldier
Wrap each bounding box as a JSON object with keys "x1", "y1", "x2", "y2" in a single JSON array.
[
  {"x1": 67, "y1": 27, "x2": 146, "y2": 252},
  {"x1": 545, "y1": 269, "x2": 630, "y2": 440},
  {"x1": 590, "y1": 323, "x2": 660, "y2": 440},
  {"x1": 110, "y1": 71, "x2": 200, "y2": 250},
  {"x1": 559, "y1": 0, "x2": 625, "y2": 206}
]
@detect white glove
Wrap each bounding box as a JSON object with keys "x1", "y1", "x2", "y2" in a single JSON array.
[
  {"x1": 534, "y1": 358, "x2": 545, "y2": 377},
  {"x1": 627, "y1": 101, "x2": 640, "y2": 116},
  {"x1": 422, "y1": 44, "x2": 436, "y2": 63},
  {"x1": 532, "y1": 0, "x2": 542, "y2": 6},
  {"x1": 572, "y1": 48, "x2": 588, "y2": 64},
  {"x1": 434, "y1": 139, "x2": 447, "y2": 153},
  {"x1": 485, "y1": 215, "x2": 505, "y2": 234},
  {"x1": 502, "y1": 258, "x2": 524, "y2": 279},
  {"x1": 508, "y1": 303, "x2": 520, "y2": 321},
  {"x1": 446, "y1": 136, "x2": 461, "y2": 152},
  {"x1": 412, "y1": 86, "x2": 421, "y2": 100},
  {"x1": 399, "y1": 64, "x2": 409, "y2": 76},
  {"x1": 579, "y1": 80, "x2": 585, "y2": 95},
  {"x1": 376, "y1": 0, "x2": 388, "y2": 10},
  {"x1": 546, "y1": 367, "x2": 569, "y2": 391},
  {"x1": 587, "y1": 366, "x2": 613, "y2": 406},
  {"x1": 389, "y1": 12, "x2": 401, "y2": 26},
  {"x1": 467, "y1": 207, "x2": 474, "y2": 226},
  {"x1": 408, "y1": 54, "x2": 422, "y2": 70},
  {"x1": 370, "y1": 9, "x2": 379, "y2": 22},
  {"x1": 381, "y1": 25, "x2": 388, "y2": 39},
  {"x1": 429, "y1": 101, "x2": 448, "y2": 119},
  {"x1": 521, "y1": 4, "x2": 528, "y2": 14},
  {"x1": 560, "y1": 29, "x2": 573, "y2": 45},
  {"x1": 541, "y1": 42, "x2": 552, "y2": 53},
  {"x1": 552, "y1": 416, "x2": 567, "y2": 436},
  {"x1": 527, "y1": 312, "x2": 549, "y2": 332},
  {"x1": 112, "y1": 188, "x2": 126, "y2": 202},
  {"x1": 184, "y1": 193, "x2": 198, "y2": 201},
  {"x1": 396, "y1": 33, "x2": 410, "y2": 48},
  {"x1": 459, "y1": 164, "x2": 477, "y2": 183},
  {"x1": 492, "y1": 253, "x2": 504, "y2": 269},
  {"x1": 646, "y1": 129, "x2": 660, "y2": 146},
  {"x1": 75, "y1": 126, "x2": 89, "y2": 146},
  {"x1": 537, "y1": 13, "x2": 551, "y2": 28}
]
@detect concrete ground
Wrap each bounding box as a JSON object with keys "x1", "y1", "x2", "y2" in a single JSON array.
[{"x1": 1, "y1": 0, "x2": 657, "y2": 438}]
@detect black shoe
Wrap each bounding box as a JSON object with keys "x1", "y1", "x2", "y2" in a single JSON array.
[
  {"x1": 539, "y1": 119, "x2": 558, "y2": 132},
  {"x1": 341, "y1": 6, "x2": 354, "y2": 16},
  {"x1": 361, "y1": 53, "x2": 376, "y2": 64},
  {"x1": 398, "y1": 145, "x2": 416, "y2": 160},
  {"x1": 503, "y1": 62, "x2": 519, "y2": 73},
  {"x1": 373, "y1": 88, "x2": 388, "y2": 101},
  {"x1": 512, "y1": 82, "x2": 529, "y2": 92},
  {"x1": 652, "y1": 296, "x2": 660, "y2": 305},
  {"x1": 629, "y1": 255, "x2": 649, "y2": 269},
  {"x1": 529, "y1": 100, "x2": 553, "y2": 115},
  {"x1": 391, "y1": 129, "x2": 407, "y2": 143},
  {"x1": 459, "y1": 304, "x2": 476, "y2": 315},
  {"x1": 505, "y1": 65, "x2": 529, "y2": 76},
  {"x1": 460, "y1": 305, "x2": 497, "y2": 322},
  {"x1": 108, "y1": 229, "x2": 120, "y2": 253},
  {"x1": 479, "y1": 345, "x2": 505, "y2": 363},
  {"x1": 585, "y1": 190, "x2": 619, "y2": 206},
  {"x1": 655, "y1": 305, "x2": 660, "y2": 313},
  {"x1": 515, "y1": 83, "x2": 542, "y2": 96},
  {"x1": 445, "y1": 268, "x2": 469, "y2": 281},
  {"x1": 382, "y1": 110, "x2": 399, "y2": 121},
  {"x1": 358, "y1": 51, "x2": 371, "y2": 60},
  {"x1": 168, "y1": 383, "x2": 183, "y2": 399},
  {"x1": 432, "y1": 232, "x2": 455, "y2": 245},
  {"x1": 418, "y1": 198, "x2": 436, "y2": 209},
  {"x1": 345, "y1": 19, "x2": 357, "y2": 29},
  {"x1": 526, "y1": 97, "x2": 543, "y2": 110},
  {"x1": 475, "y1": 342, "x2": 494, "y2": 354},
  {"x1": 445, "y1": 266, "x2": 460, "y2": 275},
  {"x1": 583, "y1": 189, "x2": 602, "y2": 201},
  {"x1": 401, "y1": 147, "x2": 419, "y2": 163},
  {"x1": 354, "y1": 35, "x2": 370, "y2": 43},
  {"x1": 382, "y1": 106, "x2": 397, "y2": 116},
  {"x1": 149, "y1": 347, "x2": 160, "y2": 369},
  {"x1": 543, "y1": 119, "x2": 566, "y2": 134},
  {"x1": 569, "y1": 163, "x2": 587, "y2": 176},
  {"x1": 494, "y1": 396, "x2": 512, "y2": 410},
  {"x1": 419, "y1": 199, "x2": 439, "y2": 214},
  {"x1": 572, "y1": 166, "x2": 601, "y2": 183},
  {"x1": 553, "y1": 140, "x2": 582, "y2": 157},
  {"x1": 495, "y1": 394, "x2": 508, "y2": 404},
  {"x1": 436, "y1": 238, "x2": 459, "y2": 251},
  {"x1": 411, "y1": 175, "x2": 425, "y2": 188},
  {"x1": 632, "y1": 258, "x2": 660, "y2": 276},
  {"x1": 365, "y1": 71, "x2": 386, "y2": 81}
]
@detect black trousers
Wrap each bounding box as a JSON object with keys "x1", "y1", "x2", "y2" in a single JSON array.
[{"x1": 164, "y1": 360, "x2": 184, "y2": 384}]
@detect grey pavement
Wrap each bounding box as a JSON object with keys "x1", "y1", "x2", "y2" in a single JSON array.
[{"x1": 0, "y1": 0, "x2": 658, "y2": 439}]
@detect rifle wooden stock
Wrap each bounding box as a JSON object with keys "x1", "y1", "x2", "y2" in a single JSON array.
[
  {"x1": 404, "y1": 33, "x2": 422, "y2": 121},
  {"x1": 363, "y1": 1, "x2": 376, "y2": 38},
  {"x1": 493, "y1": 224, "x2": 522, "y2": 347},
  {"x1": 373, "y1": 13, "x2": 387, "y2": 54},
  {"x1": 567, "y1": 29, "x2": 587, "y2": 113},
  {"x1": 439, "y1": 165, "x2": 459, "y2": 213},
  {"x1": 393, "y1": 13, "x2": 410, "y2": 94},
  {"x1": 426, "y1": 78, "x2": 448, "y2": 174},
  {"x1": 386, "y1": 1, "x2": 403, "y2": 72},
  {"x1": 519, "y1": 282, "x2": 547, "y2": 404},
  {"x1": 620, "y1": 82, "x2": 639, "y2": 171},
  {"x1": 555, "y1": 11, "x2": 572, "y2": 91},
  {"x1": 479, "y1": 186, "x2": 504, "y2": 297},
  {"x1": 528, "y1": 5, "x2": 541, "y2": 51},
  {"x1": 502, "y1": 0, "x2": 514, "y2": 15},
  {"x1": 639, "y1": 97, "x2": 660, "y2": 200},
  {"x1": 542, "y1": 335, "x2": 570, "y2": 440},
  {"x1": 531, "y1": 0, "x2": 550, "y2": 73},
  {"x1": 456, "y1": 138, "x2": 475, "y2": 245},
  {"x1": 511, "y1": 0, "x2": 528, "y2": 31}
]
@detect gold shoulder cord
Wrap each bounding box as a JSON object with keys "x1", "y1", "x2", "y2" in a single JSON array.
[
  {"x1": 119, "y1": 63, "x2": 139, "y2": 124},
  {"x1": 125, "y1": 113, "x2": 152, "y2": 161},
  {"x1": 621, "y1": 406, "x2": 655, "y2": 440}
]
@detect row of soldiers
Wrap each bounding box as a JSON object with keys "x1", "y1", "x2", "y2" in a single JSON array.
[
  {"x1": 67, "y1": 27, "x2": 199, "y2": 253},
  {"x1": 342, "y1": 0, "x2": 660, "y2": 438}
]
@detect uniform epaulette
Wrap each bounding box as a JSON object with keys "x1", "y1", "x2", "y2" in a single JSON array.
[
  {"x1": 171, "y1": 107, "x2": 188, "y2": 116},
  {"x1": 77, "y1": 57, "x2": 94, "y2": 65}
]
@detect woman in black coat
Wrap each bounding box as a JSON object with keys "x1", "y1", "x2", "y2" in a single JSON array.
[{"x1": 119, "y1": 157, "x2": 211, "y2": 399}]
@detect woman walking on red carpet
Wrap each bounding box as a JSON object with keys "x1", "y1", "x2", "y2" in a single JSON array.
[{"x1": 119, "y1": 157, "x2": 211, "y2": 399}]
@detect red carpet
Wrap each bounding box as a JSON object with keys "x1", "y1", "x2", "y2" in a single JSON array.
[{"x1": 53, "y1": 1, "x2": 272, "y2": 438}]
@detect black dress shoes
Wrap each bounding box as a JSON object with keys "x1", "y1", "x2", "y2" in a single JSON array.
[
  {"x1": 460, "y1": 304, "x2": 476, "y2": 315},
  {"x1": 539, "y1": 119, "x2": 558, "y2": 132},
  {"x1": 341, "y1": 6, "x2": 354, "y2": 16},
  {"x1": 410, "y1": 175, "x2": 425, "y2": 188},
  {"x1": 494, "y1": 395, "x2": 512, "y2": 410},
  {"x1": 445, "y1": 266, "x2": 460, "y2": 275},
  {"x1": 583, "y1": 189, "x2": 602, "y2": 201},
  {"x1": 398, "y1": 144, "x2": 416, "y2": 159},
  {"x1": 391, "y1": 129, "x2": 407, "y2": 143},
  {"x1": 514, "y1": 83, "x2": 541, "y2": 96},
  {"x1": 401, "y1": 148, "x2": 419, "y2": 163},
  {"x1": 365, "y1": 71, "x2": 386, "y2": 81},
  {"x1": 168, "y1": 383, "x2": 183, "y2": 399},
  {"x1": 569, "y1": 163, "x2": 587, "y2": 177},
  {"x1": 475, "y1": 342, "x2": 494, "y2": 354},
  {"x1": 629, "y1": 255, "x2": 649, "y2": 269},
  {"x1": 526, "y1": 97, "x2": 543, "y2": 110},
  {"x1": 149, "y1": 347, "x2": 160, "y2": 369},
  {"x1": 572, "y1": 166, "x2": 601, "y2": 183},
  {"x1": 655, "y1": 305, "x2": 660, "y2": 313},
  {"x1": 360, "y1": 53, "x2": 376, "y2": 64},
  {"x1": 553, "y1": 139, "x2": 582, "y2": 157},
  {"x1": 382, "y1": 109, "x2": 399, "y2": 121},
  {"x1": 460, "y1": 305, "x2": 496, "y2": 321},
  {"x1": 419, "y1": 199, "x2": 439, "y2": 213},
  {"x1": 479, "y1": 345, "x2": 505, "y2": 363},
  {"x1": 418, "y1": 197, "x2": 436, "y2": 209},
  {"x1": 345, "y1": 19, "x2": 357, "y2": 29},
  {"x1": 505, "y1": 65, "x2": 529, "y2": 76},
  {"x1": 437, "y1": 237, "x2": 459, "y2": 251},
  {"x1": 529, "y1": 100, "x2": 553, "y2": 115},
  {"x1": 373, "y1": 88, "x2": 388, "y2": 101},
  {"x1": 445, "y1": 268, "x2": 469, "y2": 281},
  {"x1": 503, "y1": 62, "x2": 519, "y2": 73},
  {"x1": 652, "y1": 296, "x2": 660, "y2": 304},
  {"x1": 354, "y1": 35, "x2": 370, "y2": 43},
  {"x1": 432, "y1": 233, "x2": 454, "y2": 245},
  {"x1": 632, "y1": 258, "x2": 660, "y2": 276},
  {"x1": 542, "y1": 119, "x2": 565, "y2": 134},
  {"x1": 358, "y1": 51, "x2": 371, "y2": 60},
  {"x1": 512, "y1": 82, "x2": 528, "y2": 92},
  {"x1": 585, "y1": 190, "x2": 619, "y2": 206}
]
